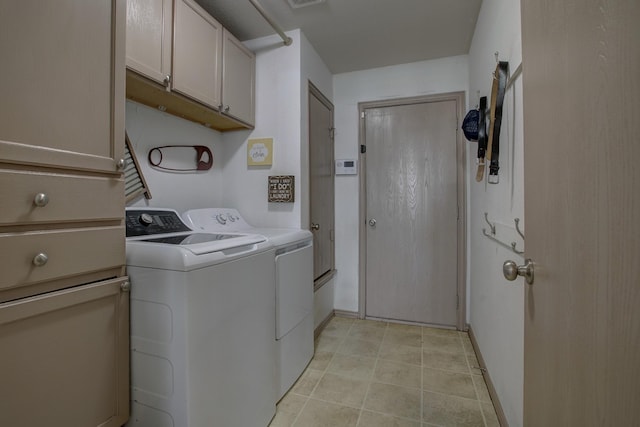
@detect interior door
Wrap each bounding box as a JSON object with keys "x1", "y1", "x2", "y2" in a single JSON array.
[
  {"x1": 521, "y1": 0, "x2": 640, "y2": 424},
  {"x1": 364, "y1": 99, "x2": 459, "y2": 326},
  {"x1": 309, "y1": 84, "x2": 335, "y2": 281}
]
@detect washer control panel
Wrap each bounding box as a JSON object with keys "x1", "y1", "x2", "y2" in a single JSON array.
[
  {"x1": 182, "y1": 208, "x2": 247, "y2": 231},
  {"x1": 126, "y1": 209, "x2": 191, "y2": 237}
]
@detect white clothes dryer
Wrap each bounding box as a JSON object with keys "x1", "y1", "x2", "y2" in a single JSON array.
[
  {"x1": 181, "y1": 208, "x2": 314, "y2": 400},
  {"x1": 125, "y1": 208, "x2": 277, "y2": 427}
]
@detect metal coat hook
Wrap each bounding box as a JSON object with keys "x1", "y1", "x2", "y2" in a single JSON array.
[
  {"x1": 484, "y1": 212, "x2": 496, "y2": 235},
  {"x1": 492, "y1": 52, "x2": 501, "y2": 80},
  {"x1": 482, "y1": 228, "x2": 524, "y2": 255},
  {"x1": 475, "y1": 90, "x2": 481, "y2": 109},
  {"x1": 514, "y1": 218, "x2": 525, "y2": 240}
]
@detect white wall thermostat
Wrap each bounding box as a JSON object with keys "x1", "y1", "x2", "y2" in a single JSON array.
[{"x1": 335, "y1": 159, "x2": 358, "y2": 175}]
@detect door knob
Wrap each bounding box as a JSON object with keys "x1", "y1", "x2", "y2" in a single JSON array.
[
  {"x1": 368, "y1": 219, "x2": 377, "y2": 227},
  {"x1": 503, "y1": 259, "x2": 534, "y2": 284},
  {"x1": 311, "y1": 223, "x2": 320, "y2": 231}
]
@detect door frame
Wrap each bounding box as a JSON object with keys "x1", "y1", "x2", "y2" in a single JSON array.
[
  {"x1": 357, "y1": 91, "x2": 467, "y2": 330},
  {"x1": 308, "y1": 81, "x2": 336, "y2": 289}
]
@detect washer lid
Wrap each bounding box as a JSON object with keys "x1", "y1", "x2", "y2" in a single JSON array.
[{"x1": 131, "y1": 232, "x2": 267, "y2": 255}]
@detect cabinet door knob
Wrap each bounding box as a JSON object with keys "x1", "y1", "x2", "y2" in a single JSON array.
[
  {"x1": 120, "y1": 281, "x2": 131, "y2": 292},
  {"x1": 163, "y1": 75, "x2": 171, "y2": 87},
  {"x1": 311, "y1": 223, "x2": 320, "y2": 231},
  {"x1": 34, "y1": 193, "x2": 50, "y2": 207},
  {"x1": 224, "y1": 105, "x2": 230, "y2": 112},
  {"x1": 116, "y1": 158, "x2": 127, "y2": 170},
  {"x1": 33, "y1": 252, "x2": 49, "y2": 267}
]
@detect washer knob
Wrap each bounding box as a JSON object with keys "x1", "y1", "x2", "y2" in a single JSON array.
[
  {"x1": 216, "y1": 214, "x2": 227, "y2": 225},
  {"x1": 139, "y1": 213, "x2": 153, "y2": 226}
]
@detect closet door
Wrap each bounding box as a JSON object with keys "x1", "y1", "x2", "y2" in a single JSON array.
[{"x1": 521, "y1": 0, "x2": 640, "y2": 424}]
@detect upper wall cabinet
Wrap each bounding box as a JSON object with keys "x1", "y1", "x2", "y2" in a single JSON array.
[
  {"x1": 173, "y1": 0, "x2": 223, "y2": 110},
  {"x1": 126, "y1": 0, "x2": 173, "y2": 87},
  {"x1": 0, "y1": 0, "x2": 125, "y2": 174},
  {"x1": 222, "y1": 29, "x2": 256, "y2": 126},
  {"x1": 125, "y1": 0, "x2": 255, "y2": 130}
]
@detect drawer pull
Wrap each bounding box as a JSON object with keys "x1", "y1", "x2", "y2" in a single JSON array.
[
  {"x1": 32, "y1": 253, "x2": 49, "y2": 267},
  {"x1": 34, "y1": 193, "x2": 49, "y2": 207}
]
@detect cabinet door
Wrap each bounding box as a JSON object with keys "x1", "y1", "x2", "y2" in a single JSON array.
[
  {"x1": 173, "y1": 0, "x2": 223, "y2": 109},
  {"x1": 126, "y1": 0, "x2": 173, "y2": 86},
  {"x1": 0, "y1": 277, "x2": 130, "y2": 427},
  {"x1": 0, "y1": 0, "x2": 125, "y2": 174},
  {"x1": 222, "y1": 29, "x2": 256, "y2": 126}
]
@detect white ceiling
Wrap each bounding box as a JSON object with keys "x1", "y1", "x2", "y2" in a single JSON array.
[{"x1": 195, "y1": 0, "x2": 483, "y2": 74}]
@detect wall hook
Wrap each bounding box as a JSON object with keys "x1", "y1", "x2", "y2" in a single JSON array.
[
  {"x1": 495, "y1": 51, "x2": 499, "y2": 62},
  {"x1": 484, "y1": 212, "x2": 496, "y2": 235},
  {"x1": 514, "y1": 218, "x2": 525, "y2": 240},
  {"x1": 482, "y1": 228, "x2": 524, "y2": 255}
]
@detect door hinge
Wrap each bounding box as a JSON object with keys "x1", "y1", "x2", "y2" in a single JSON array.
[
  {"x1": 361, "y1": 111, "x2": 365, "y2": 119},
  {"x1": 456, "y1": 294, "x2": 459, "y2": 309},
  {"x1": 360, "y1": 144, "x2": 366, "y2": 154},
  {"x1": 329, "y1": 127, "x2": 335, "y2": 140}
]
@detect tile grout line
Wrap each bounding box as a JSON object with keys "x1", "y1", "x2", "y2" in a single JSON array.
[
  {"x1": 461, "y1": 331, "x2": 489, "y2": 427},
  {"x1": 355, "y1": 320, "x2": 388, "y2": 426},
  {"x1": 289, "y1": 318, "x2": 353, "y2": 427}
]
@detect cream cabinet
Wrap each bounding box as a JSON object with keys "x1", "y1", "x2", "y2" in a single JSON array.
[
  {"x1": 173, "y1": 0, "x2": 223, "y2": 109},
  {"x1": 0, "y1": 0, "x2": 125, "y2": 174},
  {"x1": 222, "y1": 29, "x2": 256, "y2": 126},
  {"x1": 0, "y1": 1, "x2": 129, "y2": 426},
  {"x1": 0, "y1": 277, "x2": 129, "y2": 427},
  {"x1": 126, "y1": 0, "x2": 173, "y2": 87},
  {"x1": 125, "y1": 0, "x2": 256, "y2": 129}
]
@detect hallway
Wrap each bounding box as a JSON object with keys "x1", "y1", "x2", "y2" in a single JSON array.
[{"x1": 270, "y1": 316, "x2": 499, "y2": 426}]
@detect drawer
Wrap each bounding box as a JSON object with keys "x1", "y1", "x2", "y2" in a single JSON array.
[
  {"x1": 0, "y1": 226, "x2": 125, "y2": 291},
  {"x1": 0, "y1": 169, "x2": 124, "y2": 226}
]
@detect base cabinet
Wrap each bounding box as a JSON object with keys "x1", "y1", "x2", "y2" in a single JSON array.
[{"x1": 0, "y1": 277, "x2": 130, "y2": 427}]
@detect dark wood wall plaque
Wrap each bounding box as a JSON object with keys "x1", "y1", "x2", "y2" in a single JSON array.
[{"x1": 268, "y1": 175, "x2": 295, "y2": 203}]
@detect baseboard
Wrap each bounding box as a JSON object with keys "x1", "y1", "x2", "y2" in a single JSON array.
[
  {"x1": 468, "y1": 325, "x2": 509, "y2": 427},
  {"x1": 333, "y1": 309, "x2": 358, "y2": 319},
  {"x1": 314, "y1": 309, "x2": 360, "y2": 339},
  {"x1": 314, "y1": 310, "x2": 335, "y2": 339}
]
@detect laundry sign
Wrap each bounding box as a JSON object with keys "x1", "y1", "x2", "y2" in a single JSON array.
[
  {"x1": 268, "y1": 175, "x2": 295, "y2": 203},
  {"x1": 247, "y1": 138, "x2": 273, "y2": 166}
]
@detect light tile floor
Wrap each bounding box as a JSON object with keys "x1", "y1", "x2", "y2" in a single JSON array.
[{"x1": 269, "y1": 317, "x2": 500, "y2": 427}]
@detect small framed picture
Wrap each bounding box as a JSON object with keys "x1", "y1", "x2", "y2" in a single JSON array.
[{"x1": 247, "y1": 138, "x2": 273, "y2": 166}]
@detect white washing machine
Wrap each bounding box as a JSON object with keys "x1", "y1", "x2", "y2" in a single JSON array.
[
  {"x1": 124, "y1": 208, "x2": 277, "y2": 427},
  {"x1": 182, "y1": 208, "x2": 314, "y2": 400}
]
